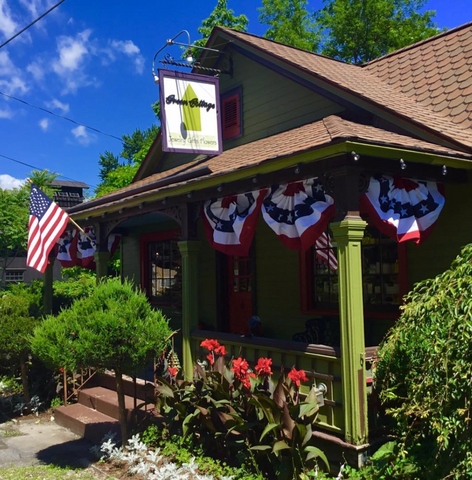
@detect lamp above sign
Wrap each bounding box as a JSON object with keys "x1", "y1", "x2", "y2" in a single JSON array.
[{"x1": 159, "y1": 70, "x2": 223, "y2": 155}]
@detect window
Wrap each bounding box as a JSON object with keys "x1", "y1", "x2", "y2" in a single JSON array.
[
  {"x1": 141, "y1": 231, "x2": 182, "y2": 306},
  {"x1": 5, "y1": 270, "x2": 25, "y2": 282},
  {"x1": 221, "y1": 87, "x2": 242, "y2": 140},
  {"x1": 301, "y1": 223, "x2": 406, "y2": 314}
]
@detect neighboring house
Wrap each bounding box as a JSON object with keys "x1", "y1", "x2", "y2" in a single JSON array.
[
  {"x1": 1, "y1": 180, "x2": 88, "y2": 285},
  {"x1": 66, "y1": 23, "x2": 472, "y2": 462}
]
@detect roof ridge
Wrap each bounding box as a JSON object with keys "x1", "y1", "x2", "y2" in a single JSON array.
[
  {"x1": 363, "y1": 21, "x2": 472, "y2": 67},
  {"x1": 215, "y1": 26, "x2": 359, "y2": 67}
]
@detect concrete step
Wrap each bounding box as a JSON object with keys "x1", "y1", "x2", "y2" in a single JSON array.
[
  {"x1": 98, "y1": 373, "x2": 155, "y2": 401},
  {"x1": 78, "y1": 386, "x2": 155, "y2": 422},
  {"x1": 54, "y1": 403, "x2": 121, "y2": 445}
]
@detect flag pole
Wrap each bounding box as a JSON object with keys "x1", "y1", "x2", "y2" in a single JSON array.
[{"x1": 26, "y1": 178, "x2": 94, "y2": 243}]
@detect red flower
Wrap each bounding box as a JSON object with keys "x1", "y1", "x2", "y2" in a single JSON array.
[
  {"x1": 249, "y1": 372, "x2": 256, "y2": 379},
  {"x1": 288, "y1": 368, "x2": 308, "y2": 387},
  {"x1": 255, "y1": 358, "x2": 273, "y2": 377},
  {"x1": 167, "y1": 366, "x2": 178, "y2": 377},
  {"x1": 59, "y1": 367, "x2": 64, "y2": 373},
  {"x1": 231, "y1": 357, "x2": 249, "y2": 380},
  {"x1": 242, "y1": 377, "x2": 252, "y2": 389},
  {"x1": 200, "y1": 339, "x2": 220, "y2": 352},
  {"x1": 215, "y1": 345, "x2": 227, "y2": 357},
  {"x1": 207, "y1": 353, "x2": 215, "y2": 365}
]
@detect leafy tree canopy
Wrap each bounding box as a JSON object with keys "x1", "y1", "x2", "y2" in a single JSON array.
[
  {"x1": 259, "y1": 0, "x2": 319, "y2": 51},
  {"x1": 190, "y1": 0, "x2": 248, "y2": 58},
  {"x1": 316, "y1": 0, "x2": 440, "y2": 63}
]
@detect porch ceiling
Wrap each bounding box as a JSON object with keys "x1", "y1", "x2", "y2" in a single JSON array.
[{"x1": 69, "y1": 115, "x2": 472, "y2": 220}]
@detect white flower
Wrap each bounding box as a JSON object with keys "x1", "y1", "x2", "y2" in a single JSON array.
[{"x1": 336, "y1": 462, "x2": 346, "y2": 480}]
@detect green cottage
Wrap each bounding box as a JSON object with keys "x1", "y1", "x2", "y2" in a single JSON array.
[{"x1": 63, "y1": 24, "x2": 472, "y2": 465}]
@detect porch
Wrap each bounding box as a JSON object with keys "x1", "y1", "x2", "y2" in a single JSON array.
[{"x1": 65, "y1": 127, "x2": 472, "y2": 453}]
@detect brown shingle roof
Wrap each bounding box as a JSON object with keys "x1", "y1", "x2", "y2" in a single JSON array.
[
  {"x1": 364, "y1": 22, "x2": 472, "y2": 130},
  {"x1": 70, "y1": 116, "x2": 470, "y2": 216},
  {"x1": 215, "y1": 27, "x2": 472, "y2": 149}
]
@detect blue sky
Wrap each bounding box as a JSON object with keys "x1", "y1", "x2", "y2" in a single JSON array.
[{"x1": 0, "y1": 0, "x2": 468, "y2": 192}]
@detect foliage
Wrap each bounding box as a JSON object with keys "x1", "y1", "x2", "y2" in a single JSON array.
[
  {"x1": 154, "y1": 339, "x2": 327, "y2": 480},
  {"x1": 259, "y1": 0, "x2": 319, "y2": 51},
  {"x1": 98, "y1": 150, "x2": 120, "y2": 181},
  {"x1": 31, "y1": 278, "x2": 172, "y2": 443},
  {"x1": 316, "y1": 0, "x2": 440, "y2": 63},
  {"x1": 0, "y1": 375, "x2": 22, "y2": 395},
  {"x1": 374, "y1": 242, "x2": 472, "y2": 479},
  {"x1": 50, "y1": 397, "x2": 63, "y2": 409},
  {"x1": 190, "y1": 0, "x2": 248, "y2": 58},
  {"x1": 95, "y1": 127, "x2": 158, "y2": 198},
  {"x1": 52, "y1": 271, "x2": 96, "y2": 312}
]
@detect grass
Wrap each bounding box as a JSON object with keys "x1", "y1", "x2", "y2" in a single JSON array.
[
  {"x1": 1, "y1": 430, "x2": 23, "y2": 438},
  {"x1": 0, "y1": 465, "x2": 102, "y2": 480}
]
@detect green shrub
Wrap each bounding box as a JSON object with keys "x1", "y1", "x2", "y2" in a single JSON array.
[
  {"x1": 0, "y1": 292, "x2": 39, "y2": 402},
  {"x1": 50, "y1": 397, "x2": 63, "y2": 410},
  {"x1": 32, "y1": 278, "x2": 172, "y2": 444},
  {"x1": 375, "y1": 243, "x2": 472, "y2": 479}
]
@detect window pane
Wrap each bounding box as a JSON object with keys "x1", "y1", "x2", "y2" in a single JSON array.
[{"x1": 148, "y1": 239, "x2": 181, "y2": 305}]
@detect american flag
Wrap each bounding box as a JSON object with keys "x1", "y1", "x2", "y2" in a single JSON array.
[
  {"x1": 27, "y1": 183, "x2": 70, "y2": 273},
  {"x1": 315, "y1": 232, "x2": 338, "y2": 271}
]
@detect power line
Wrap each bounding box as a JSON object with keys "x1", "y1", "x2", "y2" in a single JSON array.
[
  {"x1": 0, "y1": 91, "x2": 125, "y2": 144},
  {"x1": 0, "y1": 152, "x2": 96, "y2": 189},
  {"x1": 0, "y1": 0, "x2": 68, "y2": 50}
]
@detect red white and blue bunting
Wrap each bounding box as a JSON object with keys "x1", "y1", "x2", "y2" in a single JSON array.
[
  {"x1": 202, "y1": 190, "x2": 268, "y2": 256},
  {"x1": 262, "y1": 179, "x2": 335, "y2": 251},
  {"x1": 56, "y1": 228, "x2": 120, "y2": 269},
  {"x1": 360, "y1": 175, "x2": 445, "y2": 244},
  {"x1": 202, "y1": 178, "x2": 335, "y2": 255}
]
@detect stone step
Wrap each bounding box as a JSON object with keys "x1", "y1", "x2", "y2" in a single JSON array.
[
  {"x1": 97, "y1": 373, "x2": 155, "y2": 402},
  {"x1": 78, "y1": 386, "x2": 155, "y2": 422},
  {"x1": 54, "y1": 403, "x2": 121, "y2": 445}
]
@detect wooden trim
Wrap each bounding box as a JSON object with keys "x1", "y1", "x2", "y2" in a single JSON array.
[
  {"x1": 140, "y1": 229, "x2": 181, "y2": 303},
  {"x1": 221, "y1": 86, "x2": 243, "y2": 141}
]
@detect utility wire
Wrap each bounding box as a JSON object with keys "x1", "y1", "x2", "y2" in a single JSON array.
[
  {"x1": 0, "y1": 0, "x2": 68, "y2": 49},
  {"x1": 0, "y1": 91, "x2": 125, "y2": 144},
  {"x1": 0, "y1": 152, "x2": 96, "y2": 189}
]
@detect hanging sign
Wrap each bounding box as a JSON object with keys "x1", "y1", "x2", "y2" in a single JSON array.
[
  {"x1": 159, "y1": 70, "x2": 222, "y2": 155},
  {"x1": 360, "y1": 175, "x2": 445, "y2": 244}
]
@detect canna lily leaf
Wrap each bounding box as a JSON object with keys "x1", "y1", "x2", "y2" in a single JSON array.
[
  {"x1": 299, "y1": 401, "x2": 319, "y2": 418},
  {"x1": 273, "y1": 440, "x2": 291, "y2": 453},
  {"x1": 250, "y1": 445, "x2": 272, "y2": 451},
  {"x1": 260, "y1": 422, "x2": 281, "y2": 442},
  {"x1": 305, "y1": 446, "x2": 329, "y2": 470}
]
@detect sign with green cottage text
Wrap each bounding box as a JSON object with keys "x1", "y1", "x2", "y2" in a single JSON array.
[{"x1": 159, "y1": 70, "x2": 222, "y2": 155}]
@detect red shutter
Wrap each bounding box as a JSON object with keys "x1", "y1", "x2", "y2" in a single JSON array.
[{"x1": 222, "y1": 94, "x2": 240, "y2": 140}]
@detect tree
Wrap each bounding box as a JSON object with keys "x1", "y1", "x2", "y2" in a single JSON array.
[
  {"x1": 316, "y1": 0, "x2": 440, "y2": 63},
  {"x1": 0, "y1": 289, "x2": 40, "y2": 403},
  {"x1": 31, "y1": 279, "x2": 172, "y2": 444},
  {"x1": 375, "y1": 242, "x2": 472, "y2": 478},
  {"x1": 121, "y1": 126, "x2": 159, "y2": 163},
  {"x1": 259, "y1": 0, "x2": 319, "y2": 51},
  {"x1": 98, "y1": 151, "x2": 120, "y2": 181},
  {"x1": 190, "y1": 0, "x2": 248, "y2": 58}
]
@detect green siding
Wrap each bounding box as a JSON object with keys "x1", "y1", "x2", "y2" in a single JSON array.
[
  {"x1": 197, "y1": 221, "x2": 218, "y2": 327},
  {"x1": 407, "y1": 173, "x2": 472, "y2": 286},
  {"x1": 159, "y1": 48, "x2": 344, "y2": 172},
  {"x1": 122, "y1": 234, "x2": 140, "y2": 287},
  {"x1": 254, "y1": 218, "x2": 308, "y2": 340}
]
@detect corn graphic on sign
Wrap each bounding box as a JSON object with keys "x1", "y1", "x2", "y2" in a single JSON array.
[{"x1": 159, "y1": 70, "x2": 222, "y2": 155}]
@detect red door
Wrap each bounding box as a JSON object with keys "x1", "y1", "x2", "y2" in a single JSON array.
[{"x1": 228, "y1": 256, "x2": 253, "y2": 334}]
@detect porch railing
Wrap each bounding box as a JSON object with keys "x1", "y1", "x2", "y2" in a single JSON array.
[{"x1": 191, "y1": 330, "x2": 353, "y2": 434}]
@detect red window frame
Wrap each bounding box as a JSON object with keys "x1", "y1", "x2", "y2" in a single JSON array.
[
  {"x1": 140, "y1": 230, "x2": 181, "y2": 306},
  {"x1": 221, "y1": 87, "x2": 242, "y2": 140},
  {"x1": 299, "y1": 229, "x2": 409, "y2": 320}
]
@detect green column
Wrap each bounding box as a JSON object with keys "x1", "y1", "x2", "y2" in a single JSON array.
[
  {"x1": 178, "y1": 240, "x2": 200, "y2": 381},
  {"x1": 94, "y1": 251, "x2": 109, "y2": 282},
  {"x1": 331, "y1": 218, "x2": 368, "y2": 445},
  {"x1": 43, "y1": 256, "x2": 55, "y2": 315}
]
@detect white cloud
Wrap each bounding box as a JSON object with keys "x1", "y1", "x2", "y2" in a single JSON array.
[
  {"x1": 0, "y1": 107, "x2": 13, "y2": 118},
  {"x1": 0, "y1": 0, "x2": 18, "y2": 40},
  {"x1": 45, "y1": 98, "x2": 69, "y2": 113},
  {"x1": 0, "y1": 76, "x2": 28, "y2": 95},
  {"x1": 27, "y1": 61, "x2": 45, "y2": 81},
  {"x1": 53, "y1": 29, "x2": 91, "y2": 74},
  {"x1": 39, "y1": 117, "x2": 49, "y2": 130},
  {"x1": 0, "y1": 174, "x2": 25, "y2": 190},
  {"x1": 0, "y1": 51, "x2": 18, "y2": 76},
  {"x1": 110, "y1": 39, "x2": 145, "y2": 74},
  {"x1": 0, "y1": 51, "x2": 28, "y2": 94},
  {"x1": 71, "y1": 125, "x2": 96, "y2": 146}
]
